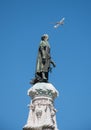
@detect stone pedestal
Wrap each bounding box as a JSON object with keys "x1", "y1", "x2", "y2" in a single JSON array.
[{"x1": 23, "y1": 82, "x2": 59, "y2": 130}]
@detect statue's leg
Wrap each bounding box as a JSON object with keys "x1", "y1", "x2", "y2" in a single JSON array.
[
  {"x1": 36, "y1": 72, "x2": 42, "y2": 79},
  {"x1": 45, "y1": 72, "x2": 48, "y2": 80},
  {"x1": 42, "y1": 72, "x2": 47, "y2": 80},
  {"x1": 42, "y1": 72, "x2": 46, "y2": 79}
]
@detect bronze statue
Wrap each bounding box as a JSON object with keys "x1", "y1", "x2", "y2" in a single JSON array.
[{"x1": 31, "y1": 34, "x2": 56, "y2": 84}]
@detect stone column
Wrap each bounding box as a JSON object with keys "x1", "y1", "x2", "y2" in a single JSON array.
[{"x1": 23, "y1": 82, "x2": 59, "y2": 130}]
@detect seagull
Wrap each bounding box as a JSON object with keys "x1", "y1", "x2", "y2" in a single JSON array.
[{"x1": 54, "y1": 17, "x2": 65, "y2": 28}]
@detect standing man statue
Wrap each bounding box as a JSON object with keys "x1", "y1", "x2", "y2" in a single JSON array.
[{"x1": 31, "y1": 34, "x2": 56, "y2": 84}]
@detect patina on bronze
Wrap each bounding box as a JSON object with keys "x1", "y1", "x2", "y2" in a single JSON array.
[{"x1": 31, "y1": 34, "x2": 56, "y2": 84}]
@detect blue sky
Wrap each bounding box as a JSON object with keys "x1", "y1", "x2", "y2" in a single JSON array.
[{"x1": 0, "y1": 0, "x2": 91, "y2": 130}]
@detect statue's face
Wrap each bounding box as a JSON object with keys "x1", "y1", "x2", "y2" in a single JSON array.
[{"x1": 44, "y1": 36, "x2": 48, "y2": 41}]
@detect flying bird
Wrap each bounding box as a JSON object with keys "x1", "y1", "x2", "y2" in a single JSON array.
[{"x1": 54, "y1": 17, "x2": 65, "y2": 28}]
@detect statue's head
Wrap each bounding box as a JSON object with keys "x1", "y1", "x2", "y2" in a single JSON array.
[{"x1": 41, "y1": 34, "x2": 49, "y2": 41}]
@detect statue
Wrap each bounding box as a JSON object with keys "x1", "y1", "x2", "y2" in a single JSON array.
[{"x1": 31, "y1": 34, "x2": 56, "y2": 84}]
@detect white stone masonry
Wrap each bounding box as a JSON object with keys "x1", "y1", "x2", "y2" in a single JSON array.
[{"x1": 23, "y1": 83, "x2": 59, "y2": 130}]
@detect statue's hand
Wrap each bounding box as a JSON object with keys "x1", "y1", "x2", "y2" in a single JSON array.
[
  {"x1": 49, "y1": 67, "x2": 52, "y2": 72},
  {"x1": 51, "y1": 60, "x2": 56, "y2": 67}
]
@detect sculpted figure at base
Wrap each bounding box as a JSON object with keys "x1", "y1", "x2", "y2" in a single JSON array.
[
  {"x1": 31, "y1": 34, "x2": 56, "y2": 84},
  {"x1": 24, "y1": 99, "x2": 57, "y2": 130}
]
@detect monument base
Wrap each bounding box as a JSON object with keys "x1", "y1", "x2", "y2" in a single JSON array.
[{"x1": 23, "y1": 82, "x2": 58, "y2": 130}]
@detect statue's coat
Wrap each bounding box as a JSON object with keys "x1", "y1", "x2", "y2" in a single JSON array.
[{"x1": 36, "y1": 40, "x2": 51, "y2": 73}]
